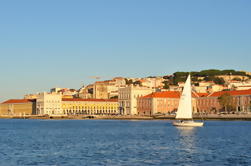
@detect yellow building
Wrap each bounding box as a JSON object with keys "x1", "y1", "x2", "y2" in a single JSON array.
[
  {"x1": 0, "y1": 99, "x2": 36, "y2": 115},
  {"x1": 62, "y1": 98, "x2": 119, "y2": 115}
]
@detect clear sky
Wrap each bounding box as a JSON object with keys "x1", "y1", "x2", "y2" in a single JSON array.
[{"x1": 0, "y1": 0, "x2": 251, "y2": 101}]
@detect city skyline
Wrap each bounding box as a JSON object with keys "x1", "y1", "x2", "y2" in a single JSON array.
[{"x1": 1, "y1": 0, "x2": 251, "y2": 101}]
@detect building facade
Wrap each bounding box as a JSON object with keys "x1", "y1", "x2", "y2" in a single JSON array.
[
  {"x1": 36, "y1": 92, "x2": 63, "y2": 116},
  {"x1": 118, "y1": 86, "x2": 153, "y2": 115},
  {"x1": 0, "y1": 99, "x2": 36, "y2": 115},
  {"x1": 62, "y1": 98, "x2": 119, "y2": 115},
  {"x1": 137, "y1": 91, "x2": 198, "y2": 116},
  {"x1": 197, "y1": 89, "x2": 251, "y2": 113},
  {"x1": 93, "y1": 78, "x2": 127, "y2": 99}
]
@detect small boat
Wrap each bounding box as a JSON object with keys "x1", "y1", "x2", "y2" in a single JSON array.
[{"x1": 172, "y1": 74, "x2": 204, "y2": 127}]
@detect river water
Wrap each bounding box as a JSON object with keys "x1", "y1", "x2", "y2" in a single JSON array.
[{"x1": 0, "y1": 119, "x2": 250, "y2": 166}]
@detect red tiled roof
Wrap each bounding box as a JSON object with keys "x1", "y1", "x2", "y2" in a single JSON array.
[
  {"x1": 2, "y1": 99, "x2": 34, "y2": 104},
  {"x1": 62, "y1": 98, "x2": 118, "y2": 102},
  {"x1": 208, "y1": 89, "x2": 251, "y2": 97},
  {"x1": 143, "y1": 91, "x2": 181, "y2": 98},
  {"x1": 142, "y1": 91, "x2": 209, "y2": 99},
  {"x1": 196, "y1": 93, "x2": 209, "y2": 97}
]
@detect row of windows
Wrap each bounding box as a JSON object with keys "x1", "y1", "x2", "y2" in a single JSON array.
[
  {"x1": 62, "y1": 104, "x2": 118, "y2": 107},
  {"x1": 64, "y1": 110, "x2": 118, "y2": 115},
  {"x1": 62, "y1": 105, "x2": 117, "y2": 110}
]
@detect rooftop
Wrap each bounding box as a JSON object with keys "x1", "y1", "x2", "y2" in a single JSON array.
[
  {"x1": 208, "y1": 89, "x2": 251, "y2": 97},
  {"x1": 2, "y1": 99, "x2": 34, "y2": 104},
  {"x1": 142, "y1": 91, "x2": 209, "y2": 98},
  {"x1": 143, "y1": 91, "x2": 180, "y2": 98},
  {"x1": 62, "y1": 98, "x2": 118, "y2": 102}
]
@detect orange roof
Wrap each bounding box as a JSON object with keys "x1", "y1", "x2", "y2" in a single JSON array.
[
  {"x1": 143, "y1": 91, "x2": 180, "y2": 98},
  {"x1": 62, "y1": 98, "x2": 118, "y2": 102},
  {"x1": 2, "y1": 99, "x2": 34, "y2": 104},
  {"x1": 142, "y1": 91, "x2": 208, "y2": 99},
  {"x1": 208, "y1": 89, "x2": 251, "y2": 97},
  {"x1": 196, "y1": 93, "x2": 209, "y2": 97}
]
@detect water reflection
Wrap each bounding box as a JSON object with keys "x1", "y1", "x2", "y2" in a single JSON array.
[
  {"x1": 177, "y1": 127, "x2": 197, "y2": 149},
  {"x1": 177, "y1": 127, "x2": 196, "y2": 136},
  {"x1": 176, "y1": 127, "x2": 198, "y2": 165}
]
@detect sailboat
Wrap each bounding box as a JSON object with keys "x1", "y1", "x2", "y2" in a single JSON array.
[{"x1": 173, "y1": 74, "x2": 204, "y2": 127}]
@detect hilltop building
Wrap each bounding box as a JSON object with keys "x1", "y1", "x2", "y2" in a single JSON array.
[
  {"x1": 78, "y1": 84, "x2": 94, "y2": 99},
  {"x1": 93, "y1": 77, "x2": 126, "y2": 99},
  {"x1": 24, "y1": 94, "x2": 38, "y2": 99}
]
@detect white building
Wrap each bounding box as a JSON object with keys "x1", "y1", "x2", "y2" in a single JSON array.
[
  {"x1": 118, "y1": 86, "x2": 153, "y2": 115},
  {"x1": 36, "y1": 92, "x2": 63, "y2": 116}
]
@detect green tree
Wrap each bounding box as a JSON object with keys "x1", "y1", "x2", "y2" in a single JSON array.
[
  {"x1": 232, "y1": 77, "x2": 241, "y2": 81},
  {"x1": 218, "y1": 93, "x2": 235, "y2": 112},
  {"x1": 213, "y1": 77, "x2": 225, "y2": 85},
  {"x1": 162, "y1": 81, "x2": 170, "y2": 89},
  {"x1": 133, "y1": 81, "x2": 142, "y2": 86},
  {"x1": 125, "y1": 79, "x2": 133, "y2": 85},
  {"x1": 204, "y1": 76, "x2": 214, "y2": 81},
  {"x1": 110, "y1": 96, "x2": 118, "y2": 99}
]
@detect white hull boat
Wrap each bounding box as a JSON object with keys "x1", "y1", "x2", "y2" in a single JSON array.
[
  {"x1": 173, "y1": 121, "x2": 204, "y2": 127},
  {"x1": 172, "y1": 74, "x2": 204, "y2": 127}
]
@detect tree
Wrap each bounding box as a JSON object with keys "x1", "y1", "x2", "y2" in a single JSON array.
[
  {"x1": 232, "y1": 77, "x2": 241, "y2": 81},
  {"x1": 163, "y1": 75, "x2": 172, "y2": 79},
  {"x1": 88, "y1": 88, "x2": 93, "y2": 94},
  {"x1": 213, "y1": 77, "x2": 225, "y2": 85},
  {"x1": 125, "y1": 79, "x2": 133, "y2": 85},
  {"x1": 204, "y1": 76, "x2": 214, "y2": 81},
  {"x1": 162, "y1": 81, "x2": 170, "y2": 89},
  {"x1": 133, "y1": 81, "x2": 142, "y2": 86},
  {"x1": 110, "y1": 96, "x2": 118, "y2": 99},
  {"x1": 218, "y1": 93, "x2": 236, "y2": 112}
]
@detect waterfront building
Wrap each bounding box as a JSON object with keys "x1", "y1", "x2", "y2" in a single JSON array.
[
  {"x1": 36, "y1": 92, "x2": 63, "y2": 116},
  {"x1": 197, "y1": 89, "x2": 251, "y2": 113},
  {"x1": 62, "y1": 98, "x2": 119, "y2": 115},
  {"x1": 118, "y1": 86, "x2": 153, "y2": 115},
  {"x1": 137, "y1": 91, "x2": 198, "y2": 116},
  {"x1": 0, "y1": 99, "x2": 36, "y2": 115}
]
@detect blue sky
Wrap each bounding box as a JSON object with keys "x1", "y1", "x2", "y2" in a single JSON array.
[{"x1": 0, "y1": 0, "x2": 251, "y2": 101}]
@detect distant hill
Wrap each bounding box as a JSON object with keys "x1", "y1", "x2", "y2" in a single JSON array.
[{"x1": 163, "y1": 69, "x2": 251, "y2": 85}]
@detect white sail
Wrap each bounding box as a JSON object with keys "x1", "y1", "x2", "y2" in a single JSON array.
[{"x1": 176, "y1": 75, "x2": 193, "y2": 119}]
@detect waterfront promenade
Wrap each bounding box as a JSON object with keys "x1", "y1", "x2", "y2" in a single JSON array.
[{"x1": 1, "y1": 114, "x2": 251, "y2": 121}]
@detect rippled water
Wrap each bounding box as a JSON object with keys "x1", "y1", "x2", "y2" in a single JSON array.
[{"x1": 0, "y1": 119, "x2": 251, "y2": 166}]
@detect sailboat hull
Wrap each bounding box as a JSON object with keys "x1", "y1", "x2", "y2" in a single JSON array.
[{"x1": 173, "y1": 121, "x2": 204, "y2": 127}]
